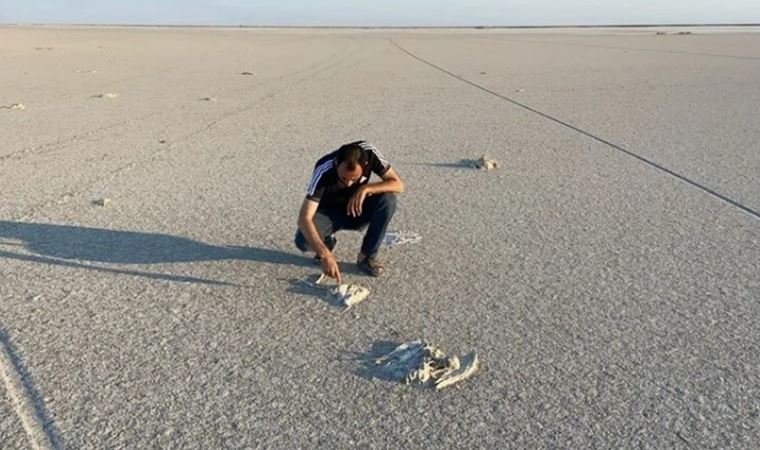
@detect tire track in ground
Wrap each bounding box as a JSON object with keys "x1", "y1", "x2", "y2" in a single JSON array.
[
  {"x1": 0, "y1": 36, "x2": 321, "y2": 163},
  {"x1": 0, "y1": 326, "x2": 61, "y2": 450},
  {"x1": 0, "y1": 35, "x2": 320, "y2": 163},
  {"x1": 1, "y1": 36, "x2": 356, "y2": 219},
  {"x1": 0, "y1": 35, "x2": 306, "y2": 110},
  {"x1": 14, "y1": 37, "x2": 361, "y2": 222},
  {"x1": 389, "y1": 38, "x2": 760, "y2": 222}
]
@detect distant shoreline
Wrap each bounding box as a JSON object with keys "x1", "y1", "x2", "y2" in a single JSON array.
[{"x1": 2, "y1": 23, "x2": 760, "y2": 30}]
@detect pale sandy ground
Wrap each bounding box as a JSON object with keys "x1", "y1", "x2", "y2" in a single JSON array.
[{"x1": 1, "y1": 25, "x2": 759, "y2": 448}]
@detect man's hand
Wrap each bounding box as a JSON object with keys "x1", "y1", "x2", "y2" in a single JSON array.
[
  {"x1": 320, "y1": 252, "x2": 342, "y2": 283},
  {"x1": 347, "y1": 185, "x2": 370, "y2": 217}
]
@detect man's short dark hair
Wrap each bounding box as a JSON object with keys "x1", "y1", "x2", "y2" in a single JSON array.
[{"x1": 335, "y1": 142, "x2": 363, "y2": 170}]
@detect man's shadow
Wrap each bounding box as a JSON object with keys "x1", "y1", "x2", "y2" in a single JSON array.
[
  {"x1": 0, "y1": 220, "x2": 310, "y2": 286},
  {"x1": 348, "y1": 340, "x2": 409, "y2": 383}
]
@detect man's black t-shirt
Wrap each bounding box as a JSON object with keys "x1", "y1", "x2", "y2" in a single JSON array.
[{"x1": 305, "y1": 141, "x2": 391, "y2": 209}]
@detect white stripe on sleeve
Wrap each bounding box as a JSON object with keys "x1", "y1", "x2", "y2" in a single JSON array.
[
  {"x1": 358, "y1": 141, "x2": 389, "y2": 167},
  {"x1": 306, "y1": 160, "x2": 334, "y2": 195}
]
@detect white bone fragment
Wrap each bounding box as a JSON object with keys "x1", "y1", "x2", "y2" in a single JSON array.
[
  {"x1": 473, "y1": 155, "x2": 498, "y2": 170},
  {"x1": 374, "y1": 341, "x2": 479, "y2": 389},
  {"x1": 435, "y1": 352, "x2": 479, "y2": 390},
  {"x1": 332, "y1": 284, "x2": 370, "y2": 308}
]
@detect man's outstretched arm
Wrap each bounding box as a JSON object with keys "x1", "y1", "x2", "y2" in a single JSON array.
[{"x1": 297, "y1": 199, "x2": 341, "y2": 282}]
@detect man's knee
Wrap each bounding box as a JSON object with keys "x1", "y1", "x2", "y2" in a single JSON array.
[
  {"x1": 375, "y1": 193, "x2": 397, "y2": 214},
  {"x1": 294, "y1": 230, "x2": 309, "y2": 252}
]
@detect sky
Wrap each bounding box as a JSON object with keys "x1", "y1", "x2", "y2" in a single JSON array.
[{"x1": 1, "y1": 0, "x2": 759, "y2": 27}]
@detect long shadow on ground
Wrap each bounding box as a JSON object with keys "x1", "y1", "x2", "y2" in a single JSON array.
[
  {"x1": 398, "y1": 160, "x2": 476, "y2": 169},
  {"x1": 0, "y1": 220, "x2": 309, "y2": 286},
  {"x1": 351, "y1": 340, "x2": 406, "y2": 383}
]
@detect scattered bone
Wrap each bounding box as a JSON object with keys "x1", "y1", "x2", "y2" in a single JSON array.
[
  {"x1": 92, "y1": 198, "x2": 111, "y2": 207},
  {"x1": 472, "y1": 155, "x2": 499, "y2": 171},
  {"x1": 374, "y1": 340, "x2": 479, "y2": 390},
  {"x1": 332, "y1": 283, "x2": 370, "y2": 309},
  {"x1": 75, "y1": 69, "x2": 98, "y2": 74},
  {"x1": 240, "y1": 71, "x2": 254, "y2": 75},
  {"x1": 434, "y1": 352, "x2": 480, "y2": 389},
  {"x1": 93, "y1": 93, "x2": 118, "y2": 99},
  {"x1": 515, "y1": 88, "x2": 526, "y2": 93},
  {"x1": 383, "y1": 231, "x2": 422, "y2": 248},
  {"x1": 1, "y1": 103, "x2": 25, "y2": 110},
  {"x1": 315, "y1": 274, "x2": 370, "y2": 310}
]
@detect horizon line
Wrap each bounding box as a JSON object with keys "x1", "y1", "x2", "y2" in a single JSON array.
[{"x1": 2, "y1": 22, "x2": 760, "y2": 29}]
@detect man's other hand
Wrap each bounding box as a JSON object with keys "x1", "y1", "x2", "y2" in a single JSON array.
[{"x1": 347, "y1": 185, "x2": 369, "y2": 217}]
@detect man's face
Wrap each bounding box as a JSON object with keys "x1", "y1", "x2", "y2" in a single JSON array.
[{"x1": 337, "y1": 162, "x2": 363, "y2": 187}]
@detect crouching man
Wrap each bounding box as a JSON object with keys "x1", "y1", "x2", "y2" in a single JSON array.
[{"x1": 295, "y1": 141, "x2": 404, "y2": 282}]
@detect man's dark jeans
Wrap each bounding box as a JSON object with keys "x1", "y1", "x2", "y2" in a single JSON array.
[{"x1": 295, "y1": 193, "x2": 397, "y2": 259}]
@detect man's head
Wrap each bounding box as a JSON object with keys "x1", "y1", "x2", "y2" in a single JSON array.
[{"x1": 335, "y1": 143, "x2": 364, "y2": 187}]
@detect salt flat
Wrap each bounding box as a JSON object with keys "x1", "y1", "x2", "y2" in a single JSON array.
[{"x1": 1, "y1": 25, "x2": 759, "y2": 448}]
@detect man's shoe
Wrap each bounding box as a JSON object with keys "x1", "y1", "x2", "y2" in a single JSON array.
[
  {"x1": 324, "y1": 235, "x2": 337, "y2": 251},
  {"x1": 314, "y1": 235, "x2": 337, "y2": 264},
  {"x1": 357, "y1": 256, "x2": 385, "y2": 277}
]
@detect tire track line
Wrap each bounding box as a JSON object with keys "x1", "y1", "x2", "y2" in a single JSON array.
[
  {"x1": 0, "y1": 327, "x2": 59, "y2": 450},
  {"x1": 0, "y1": 36, "x2": 321, "y2": 163},
  {"x1": 389, "y1": 38, "x2": 760, "y2": 222},
  {"x1": 15, "y1": 37, "x2": 361, "y2": 222}
]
